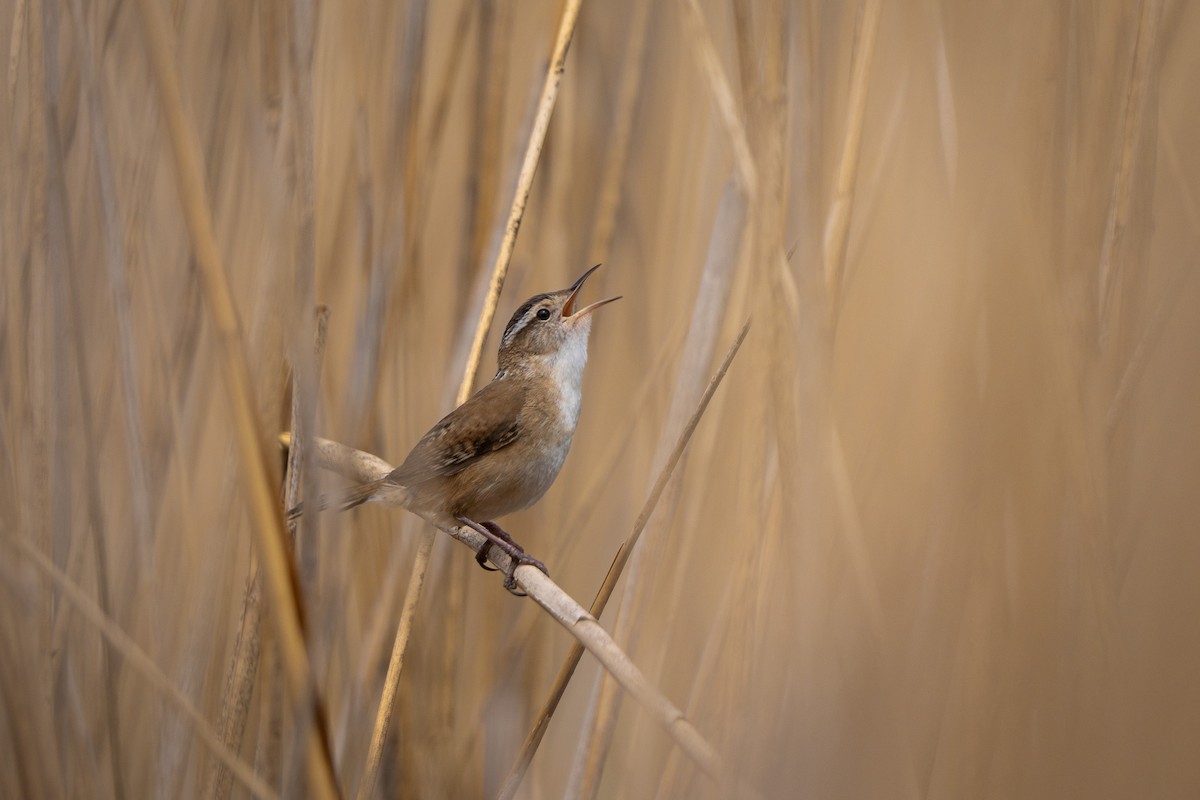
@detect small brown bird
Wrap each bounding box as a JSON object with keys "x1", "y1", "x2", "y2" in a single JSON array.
[{"x1": 291, "y1": 265, "x2": 619, "y2": 593}]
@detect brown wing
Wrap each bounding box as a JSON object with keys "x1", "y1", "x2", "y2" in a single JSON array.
[{"x1": 386, "y1": 380, "x2": 525, "y2": 488}]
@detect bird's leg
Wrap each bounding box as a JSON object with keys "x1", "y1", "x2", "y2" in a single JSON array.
[
  {"x1": 481, "y1": 521, "x2": 522, "y2": 551},
  {"x1": 469, "y1": 522, "x2": 506, "y2": 572},
  {"x1": 455, "y1": 516, "x2": 548, "y2": 595}
]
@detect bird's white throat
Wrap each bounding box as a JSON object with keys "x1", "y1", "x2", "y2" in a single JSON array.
[{"x1": 547, "y1": 329, "x2": 590, "y2": 426}]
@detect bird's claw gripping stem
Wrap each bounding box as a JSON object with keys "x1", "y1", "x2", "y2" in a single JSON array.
[{"x1": 457, "y1": 517, "x2": 549, "y2": 596}]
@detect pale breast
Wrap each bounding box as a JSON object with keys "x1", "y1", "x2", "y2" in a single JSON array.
[{"x1": 547, "y1": 330, "x2": 589, "y2": 427}]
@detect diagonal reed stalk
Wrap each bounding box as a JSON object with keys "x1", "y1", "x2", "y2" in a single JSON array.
[
  {"x1": 206, "y1": 307, "x2": 330, "y2": 800},
  {"x1": 1095, "y1": 0, "x2": 1161, "y2": 345},
  {"x1": 497, "y1": 321, "x2": 751, "y2": 800},
  {"x1": 1107, "y1": 125, "x2": 1197, "y2": 434},
  {"x1": 587, "y1": 0, "x2": 653, "y2": 262},
  {"x1": 11, "y1": 538, "x2": 278, "y2": 800},
  {"x1": 356, "y1": 2, "x2": 584, "y2": 797},
  {"x1": 679, "y1": 0, "x2": 758, "y2": 197},
  {"x1": 823, "y1": 0, "x2": 881, "y2": 308},
  {"x1": 131, "y1": 0, "x2": 339, "y2": 795},
  {"x1": 566, "y1": 178, "x2": 746, "y2": 798},
  {"x1": 286, "y1": 431, "x2": 734, "y2": 789},
  {"x1": 38, "y1": 3, "x2": 125, "y2": 794}
]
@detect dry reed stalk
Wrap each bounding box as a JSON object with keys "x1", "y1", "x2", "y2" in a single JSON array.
[
  {"x1": 565, "y1": 181, "x2": 745, "y2": 798},
  {"x1": 59, "y1": 197, "x2": 128, "y2": 800},
  {"x1": 131, "y1": 0, "x2": 338, "y2": 795},
  {"x1": 1096, "y1": 0, "x2": 1161, "y2": 345},
  {"x1": 254, "y1": 643, "x2": 284, "y2": 789},
  {"x1": 410, "y1": 0, "x2": 475, "y2": 262},
  {"x1": 489, "y1": 322, "x2": 686, "y2": 676},
  {"x1": 692, "y1": 15, "x2": 794, "y2": 790},
  {"x1": 1107, "y1": 126, "x2": 1197, "y2": 433},
  {"x1": 398, "y1": 3, "x2": 429, "y2": 259},
  {"x1": 6, "y1": 0, "x2": 26, "y2": 105},
  {"x1": 456, "y1": 0, "x2": 508, "y2": 293},
  {"x1": 497, "y1": 321, "x2": 750, "y2": 800},
  {"x1": 587, "y1": 0, "x2": 653, "y2": 261},
  {"x1": 33, "y1": 3, "x2": 125, "y2": 795},
  {"x1": 345, "y1": 1, "x2": 427, "y2": 443},
  {"x1": 931, "y1": 4, "x2": 958, "y2": 192},
  {"x1": 679, "y1": 0, "x2": 758, "y2": 197},
  {"x1": 731, "y1": 0, "x2": 758, "y2": 113},
  {"x1": 355, "y1": 531, "x2": 435, "y2": 800},
  {"x1": 461, "y1": 0, "x2": 584, "y2": 387},
  {"x1": 205, "y1": 307, "x2": 330, "y2": 800},
  {"x1": 287, "y1": 433, "x2": 730, "y2": 786},
  {"x1": 436, "y1": 0, "x2": 501, "y2": 762},
  {"x1": 357, "y1": 3, "x2": 584, "y2": 795},
  {"x1": 11, "y1": 538, "x2": 278, "y2": 800},
  {"x1": 371, "y1": 0, "x2": 430, "y2": 409},
  {"x1": 0, "y1": 591, "x2": 61, "y2": 798},
  {"x1": 842, "y1": 75, "x2": 908, "y2": 288},
  {"x1": 25, "y1": 0, "x2": 53, "y2": 741},
  {"x1": 822, "y1": 0, "x2": 880, "y2": 306},
  {"x1": 67, "y1": 0, "x2": 155, "y2": 574},
  {"x1": 206, "y1": 556, "x2": 264, "y2": 799},
  {"x1": 287, "y1": 0, "x2": 322, "y2": 609},
  {"x1": 652, "y1": 578, "x2": 735, "y2": 800}
]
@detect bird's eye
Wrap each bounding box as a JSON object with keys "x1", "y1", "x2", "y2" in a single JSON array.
[{"x1": 536, "y1": 308, "x2": 551, "y2": 321}]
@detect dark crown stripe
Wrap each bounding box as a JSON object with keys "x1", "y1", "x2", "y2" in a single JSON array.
[{"x1": 501, "y1": 292, "x2": 552, "y2": 346}]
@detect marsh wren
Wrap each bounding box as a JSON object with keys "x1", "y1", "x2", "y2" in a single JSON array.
[{"x1": 291, "y1": 265, "x2": 619, "y2": 593}]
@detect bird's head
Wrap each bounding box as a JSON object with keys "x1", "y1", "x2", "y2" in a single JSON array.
[{"x1": 496, "y1": 265, "x2": 620, "y2": 374}]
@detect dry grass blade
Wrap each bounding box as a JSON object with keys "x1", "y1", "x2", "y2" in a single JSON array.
[
  {"x1": 355, "y1": 532, "x2": 435, "y2": 800},
  {"x1": 678, "y1": 0, "x2": 758, "y2": 196},
  {"x1": 496, "y1": 320, "x2": 751, "y2": 800},
  {"x1": 460, "y1": 0, "x2": 584, "y2": 386},
  {"x1": 6, "y1": 0, "x2": 26, "y2": 106},
  {"x1": 490, "y1": 321, "x2": 686, "y2": 674},
  {"x1": 131, "y1": 0, "x2": 338, "y2": 795},
  {"x1": 823, "y1": 0, "x2": 881, "y2": 305},
  {"x1": 1107, "y1": 125, "x2": 1197, "y2": 432},
  {"x1": 9, "y1": 538, "x2": 279, "y2": 800},
  {"x1": 567, "y1": 178, "x2": 744, "y2": 798},
  {"x1": 7, "y1": 3, "x2": 1200, "y2": 797},
  {"x1": 287, "y1": 433, "x2": 732, "y2": 788},
  {"x1": 205, "y1": 556, "x2": 264, "y2": 800},
  {"x1": 357, "y1": 2, "x2": 585, "y2": 795},
  {"x1": 206, "y1": 307, "x2": 331, "y2": 800},
  {"x1": 1096, "y1": 0, "x2": 1162, "y2": 344},
  {"x1": 411, "y1": 0, "x2": 475, "y2": 245},
  {"x1": 652, "y1": 579, "x2": 734, "y2": 800},
  {"x1": 38, "y1": 3, "x2": 125, "y2": 794},
  {"x1": 588, "y1": 0, "x2": 652, "y2": 260}
]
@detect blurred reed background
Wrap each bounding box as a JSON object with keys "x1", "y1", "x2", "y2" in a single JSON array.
[{"x1": 3, "y1": 0, "x2": 1199, "y2": 797}]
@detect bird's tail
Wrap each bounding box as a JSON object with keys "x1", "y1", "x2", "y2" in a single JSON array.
[{"x1": 286, "y1": 478, "x2": 388, "y2": 521}]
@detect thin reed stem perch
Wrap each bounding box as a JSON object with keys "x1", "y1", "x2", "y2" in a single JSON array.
[
  {"x1": 497, "y1": 321, "x2": 751, "y2": 799},
  {"x1": 357, "y1": 2, "x2": 585, "y2": 796},
  {"x1": 283, "y1": 432, "x2": 729, "y2": 789}
]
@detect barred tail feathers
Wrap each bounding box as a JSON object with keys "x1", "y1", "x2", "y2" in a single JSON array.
[{"x1": 286, "y1": 478, "x2": 387, "y2": 521}]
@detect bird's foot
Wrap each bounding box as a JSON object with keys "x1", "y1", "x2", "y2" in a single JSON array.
[
  {"x1": 500, "y1": 551, "x2": 548, "y2": 596},
  {"x1": 471, "y1": 521, "x2": 515, "y2": 571},
  {"x1": 456, "y1": 517, "x2": 548, "y2": 596}
]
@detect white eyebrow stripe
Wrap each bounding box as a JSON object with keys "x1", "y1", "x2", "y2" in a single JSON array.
[
  {"x1": 501, "y1": 292, "x2": 553, "y2": 347},
  {"x1": 502, "y1": 313, "x2": 532, "y2": 347}
]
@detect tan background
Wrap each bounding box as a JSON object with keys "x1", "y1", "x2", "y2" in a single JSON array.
[{"x1": 2, "y1": 0, "x2": 1199, "y2": 797}]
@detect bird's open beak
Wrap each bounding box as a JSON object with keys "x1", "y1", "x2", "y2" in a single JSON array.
[{"x1": 562, "y1": 264, "x2": 621, "y2": 319}]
